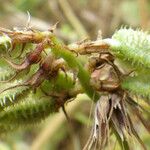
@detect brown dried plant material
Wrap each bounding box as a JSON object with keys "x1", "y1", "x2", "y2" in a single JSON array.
[
  {"x1": 0, "y1": 54, "x2": 66, "y2": 93},
  {"x1": 0, "y1": 39, "x2": 51, "y2": 83}
]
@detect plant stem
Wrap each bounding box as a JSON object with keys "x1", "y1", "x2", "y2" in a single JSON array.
[{"x1": 50, "y1": 36, "x2": 100, "y2": 102}]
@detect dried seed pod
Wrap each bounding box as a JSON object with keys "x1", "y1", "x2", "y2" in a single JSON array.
[
  {"x1": 0, "y1": 54, "x2": 66, "y2": 93},
  {"x1": 87, "y1": 53, "x2": 114, "y2": 73},
  {"x1": 0, "y1": 27, "x2": 52, "y2": 56},
  {"x1": 0, "y1": 27, "x2": 52, "y2": 45},
  {"x1": 0, "y1": 39, "x2": 51, "y2": 83},
  {"x1": 3, "y1": 39, "x2": 50, "y2": 71}
]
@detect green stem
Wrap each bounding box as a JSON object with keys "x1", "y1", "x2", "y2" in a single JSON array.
[{"x1": 50, "y1": 36, "x2": 99, "y2": 102}]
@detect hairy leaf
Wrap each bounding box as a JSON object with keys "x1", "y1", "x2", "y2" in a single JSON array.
[
  {"x1": 121, "y1": 74, "x2": 150, "y2": 98},
  {"x1": 107, "y1": 28, "x2": 150, "y2": 70},
  {"x1": 0, "y1": 93, "x2": 57, "y2": 125},
  {"x1": 0, "y1": 80, "x2": 30, "y2": 107}
]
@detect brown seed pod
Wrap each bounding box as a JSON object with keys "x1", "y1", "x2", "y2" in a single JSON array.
[
  {"x1": 90, "y1": 58, "x2": 121, "y2": 93},
  {"x1": 0, "y1": 39, "x2": 51, "y2": 83},
  {"x1": 4, "y1": 39, "x2": 50, "y2": 70},
  {"x1": 87, "y1": 53, "x2": 114, "y2": 72},
  {"x1": 0, "y1": 54, "x2": 66, "y2": 93},
  {"x1": 24, "y1": 54, "x2": 65, "y2": 87},
  {"x1": 0, "y1": 27, "x2": 52, "y2": 44}
]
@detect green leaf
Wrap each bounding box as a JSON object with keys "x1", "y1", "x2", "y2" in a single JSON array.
[
  {"x1": 0, "y1": 80, "x2": 30, "y2": 108},
  {"x1": 108, "y1": 28, "x2": 150, "y2": 70},
  {"x1": 0, "y1": 92, "x2": 57, "y2": 126},
  {"x1": 0, "y1": 34, "x2": 11, "y2": 53},
  {"x1": 121, "y1": 74, "x2": 150, "y2": 98}
]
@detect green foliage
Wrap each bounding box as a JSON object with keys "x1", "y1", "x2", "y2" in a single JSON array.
[
  {"x1": 0, "y1": 34, "x2": 11, "y2": 53},
  {"x1": 110, "y1": 28, "x2": 150, "y2": 70},
  {"x1": 0, "y1": 80, "x2": 30, "y2": 107},
  {"x1": 0, "y1": 27, "x2": 149, "y2": 150},
  {"x1": 0, "y1": 94, "x2": 56, "y2": 125},
  {"x1": 0, "y1": 92, "x2": 57, "y2": 133},
  {"x1": 0, "y1": 65, "x2": 15, "y2": 81},
  {"x1": 54, "y1": 71, "x2": 74, "y2": 91},
  {"x1": 122, "y1": 74, "x2": 150, "y2": 98},
  {"x1": 50, "y1": 36, "x2": 99, "y2": 101}
]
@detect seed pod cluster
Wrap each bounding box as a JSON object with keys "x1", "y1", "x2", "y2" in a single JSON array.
[
  {"x1": 0, "y1": 27, "x2": 149, "y2": 150},
  {"x1": 0, "y1": 28, "x2": 75, "y2": 132}
]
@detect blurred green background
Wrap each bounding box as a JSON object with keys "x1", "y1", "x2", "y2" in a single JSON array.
[{"x1": 0, "y1": 0, "x2": 149, "y2": 150}]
